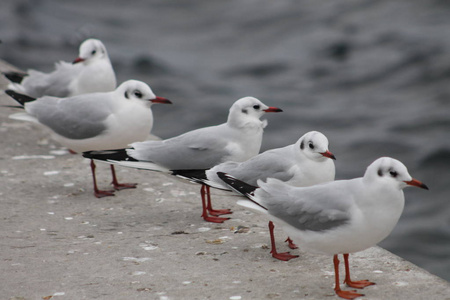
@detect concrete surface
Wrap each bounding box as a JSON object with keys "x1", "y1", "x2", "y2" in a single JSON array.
[{"x1": 1, "y1": 59, "x2": 449, "y2": 300}]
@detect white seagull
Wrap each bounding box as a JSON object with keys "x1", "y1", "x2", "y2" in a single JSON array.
[
  {"x1": 82, "y1": 97, "x2": 282, "y2": 222},
  {"x1": 217, "y1": 157, "x2": 428, "y2": 299},
  {"x1": 4, "y1": 38, "x2": 116, "y2": 98},
  {"x1": 5, "y1": 80, "x2": 171, "y2": 198},
  {"x1": 170, "y1": 131, "x2": 336, "y2": 260}
]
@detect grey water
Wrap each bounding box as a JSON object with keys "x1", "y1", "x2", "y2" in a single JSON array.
[{"x1": 1, "y1": 0, "x2": 449, "y2": 281}]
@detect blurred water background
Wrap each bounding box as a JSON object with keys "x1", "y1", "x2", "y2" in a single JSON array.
[{"x1": 0, "y1": 0, "x2": 449, "y2": 281}]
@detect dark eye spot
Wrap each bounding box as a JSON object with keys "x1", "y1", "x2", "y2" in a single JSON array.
[
  {"x1": 91, "y1": 50, "x2": 96, "y2": 55},
  {"x1": 378, "y1": 169, "x2": 383, "y2": 177},
  {"x1": 241, "y1": 109, "x2": 248, "y2": 114},
  {"x1": 300, "y1": 141, "x2": 304, "y2": 150},
  {"x1": 134, "y1": 90, "x2": 143, "y2": 98},
  {"x1": 124, "y1": 91, "x2": 129, "y2": 99},
  {"x1": 253, "y1": 105, "x2": 260, "y2": 110},
  {"x1": 389, "y1": 170, "x2": 398, "y2": 177},
  {"x1": 308, "y1": 142, "x2": 314, "y2": 150}
]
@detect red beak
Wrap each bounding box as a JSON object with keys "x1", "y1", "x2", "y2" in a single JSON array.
[
  {"x1": 321, "y1": 150, "x2": 336, "y2": 160},
  {"x1": 72, "y1": 57, "x2": 85, "y2": 64},
  {"x1": 150, "y1": 96, "x2": 172, "y2": 104},
  {"x1": 263, "y1": 106, "x2": 283, "y2": 113},
  {"x1": 404, "y1": 178, "x2": 429, "y2": 190}
]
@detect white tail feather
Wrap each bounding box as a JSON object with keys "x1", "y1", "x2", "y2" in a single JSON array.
[
  {"x1": 108, "y1": 160, "x2": 170, "y2": 173},
  {"x1": 9, "y1": 113, "x2": 38, "y2": 123},
  {"x1": 237, "y1": 199, "x2": 268, "y2": 214},
  {"x1": 7, "y1": 82, "x2": 26, "y2": 94}
]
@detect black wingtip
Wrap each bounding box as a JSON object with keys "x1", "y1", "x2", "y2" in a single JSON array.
[
  {"x1": 217, "y1": 172, "x2": 268, "y2": 210},
  {"x1": 3, "y1": 71, "x2": 27, "y2": 83},
  {"x1": 217, "y1": 172, "x2": 258, "y2": 196},
  {"x1": 5, "y1": 90, "x2": 36, "y2": 106},
  {"x1": 0, "y1": 105, "x2": 25, "y2": 109},
  {"x1": 217, "y1": 172, "x2": 228, "y2": 179},
  {"x1": 82, "y1": 149, "x2": 136, "y2": 162}
]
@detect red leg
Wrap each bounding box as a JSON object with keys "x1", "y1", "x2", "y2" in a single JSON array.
[
  {"x1": 269, "y1": 221, "x2": 298, "y2": 261},
  {"x1": 90, "y1": 160, "x2": 115, "y2": 198},
  {"x1": 110, "y1": 165, "x2": 137, "y2": 190},
  {"x1": 200, "y1": 185, "x2": 230, "y2": 223},
  {"x1": 343, "y1": 253, "x2": 375, "y2": 289},
  {"x1": 285, "y1": 237, "x2": 298, "y2": 249},
  {"x1": 205, "y1": 185, "x2": 232, "y2": 216},
  {"x1": 334, "y1": 255, "x2": 364, "y2": 299}
]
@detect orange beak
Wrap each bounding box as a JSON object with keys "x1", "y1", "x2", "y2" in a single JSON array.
[
  {"x1": 404, "y1": 178, "x2": 429, "y2": 190},
  {"x1": 150, "y1": 96, "x2": 172, "y2": 104},
  {"x1": 321, "y1": 150, "x2": 336, "y2": 160},
  {"x1": 72, "y1": 57, "x2": 85, "y2": 64},
  {"x1": 263, "y1": 106, "x2": 283, "y2": 113}
]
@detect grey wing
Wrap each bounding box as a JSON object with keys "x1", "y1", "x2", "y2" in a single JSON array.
[
  {"x1": 129, "y1": 126, "x2": 231, "y2": 170},
  {"x1": 26, "y1": 94, "x2": 111, "y2": 140},
  {"x1": 214, "y1": 151, "x2": 294, "y2": 186},
  {"x1": 23, "y1": 62, "x2": 77, "y2": 97},
  {"x1": 258, "y1": 180, "x2": 352, "y2": 232}
]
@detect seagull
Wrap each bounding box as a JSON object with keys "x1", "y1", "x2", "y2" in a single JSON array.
[
  {"x1": 82, "y1": 97, "x2": 283, "y2": 222},
  {"x1": 217, "y1": 157, "x2": 428, "y2": 299},
  {"x1": 5, "y1": 80, "x2": 171, "y2": 198},
  {"x1": 4, "y1": 38, "x2": 116, "y2": 98},
  {"x1": 171, "y1": 131, "x2": 336, "y2": 260}
]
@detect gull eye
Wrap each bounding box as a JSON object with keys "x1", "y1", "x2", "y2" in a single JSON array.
[
  {"x1": 308, "y1": 142, "x2": 314, "y2": 150},
  {"x1": 91, "y1": 50, "x2": 97, "y2": 55},
  {"x1": 389, "y1": 170, "x2": 398, "y2": 177},
  {"x1": 134, "y1": 90, "x2": 143, "y2": 98},
  {"x1": 253, "y1": 105, "x2": 260, "y2": 110}
]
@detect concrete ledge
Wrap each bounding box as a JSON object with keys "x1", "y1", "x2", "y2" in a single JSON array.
[{"x1": 1, "y1": 60, "x2": 449, "y2": 299}]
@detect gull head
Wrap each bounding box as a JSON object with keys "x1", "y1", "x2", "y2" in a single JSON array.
[
  {"x1": 364, "y1": 157, "x2": 428, "y2": 190},
  {"x1": 227, "y1": 96, "x2": 282, "y2": 126},
  {"x1": 73, "y1": 38, "x2": 109, "y2": 64},
  {"x1": 297, "y1": 131, "x2": 336, "y2": 161},
  {"x1": 116, "y1": 80, "x2": 171, "y2": 105}
]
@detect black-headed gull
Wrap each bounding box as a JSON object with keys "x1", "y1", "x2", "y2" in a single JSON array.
[
  {"x1": 217, "y1": 157, "x2": 428, "y2": 299},
  {"x1": 5, "y1": 80, "x2": 171, "y2": 198},
  {"x1": 83, "y1": 97, "x2": 282, "y2": 222},
  {"x1": 4, "y1": 38, "x2": 116, "y2": 98},
  {"x1": 174, "y1": 131, "x2": 335, "y2": 260}
]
